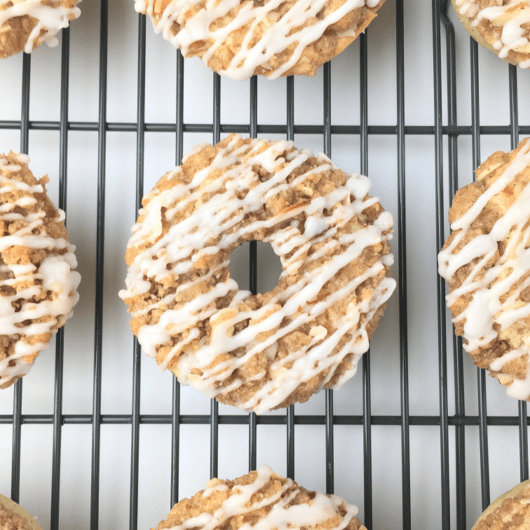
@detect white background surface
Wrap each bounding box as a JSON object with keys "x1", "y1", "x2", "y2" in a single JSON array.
[{"x1": 0, "y1": 0, "x2": 530, "y2": 528}]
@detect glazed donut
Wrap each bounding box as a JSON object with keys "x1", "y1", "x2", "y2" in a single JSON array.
[
  {"x1": 152, "y1": 465, "x2": 366, "y2": 530},
  {"x1": 438, "y1": 138, "x2": 530, "y2": 401},
  {"x1": 0, "y1": 152, "x2": 81, "y2": 389},
  {"x1": 0, "y1": 494, "x2": 43, "y2": 530},
  {"x1": 451, "y1": 0, "x2": 530, "y2": 69},
  {"x1": 472, "y1": 480, "x2": 530, "y2": 529},
  {"x1": 120, "y1": 134, "x2": 395, "y2": 414},
  {"x1": 0, "y1": 0, "x2": 81, "y2": 60},
  {"x1": 134, "y1": 0, "x2": 386, "y2": 80}
]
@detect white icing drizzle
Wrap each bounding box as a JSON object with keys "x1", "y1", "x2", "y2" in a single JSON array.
[
  {"x1": 0, "y1": 0, "x2": 81, "y2": 54},
  {"x1": 135, "y1": 0, "x2": 382, "y2": 81},
  {"x1": 120, "y1": 136, "x2": 395, "y2": 414},
  {"x1": 455, "y1": 0, "x2": 530, "y2": 67},
  {"x1": 165, "y1": 466, "x2": 359, "y2": 530},
  {"x1": 0, "y1": 153, "x2": 81, "y2": 388},
  {"x1": 438, "y1": 139, "x2": 530, "y2": 400}
]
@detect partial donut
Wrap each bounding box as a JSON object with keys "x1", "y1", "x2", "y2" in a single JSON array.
[
  {"x1": 0, "y1": 0, "x2": 81, "y2": 59},
  {"x1": 120, "y1": 134, "x2": 395, "y2": 414},
  {"x1": 438, "y1": 138, "x2": 530, "y2": 401},
  {"x1": 0, "y1": 152, "x2": 81, "y2": 389},
  {"x1": 0, "y1": 494, "x2": 43, "y2": 530},
  {"x1": 152, "y1": 466, "x2": 366, "y2": 530},
  {"x1": 134, "y1": 0, "x2": 386, "y2": 80},
  {"x1": 451, "y1": 0, "x2": 530, "y2": 69},
  {"x1": 472, "y1": 480, "x2": 530, "y2": 529}
]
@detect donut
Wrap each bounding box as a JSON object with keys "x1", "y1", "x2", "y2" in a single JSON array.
[
  {"x1": 0, "y1": 494, "x2": 43, "y2": 530},
  {"x1": 0, "y1": 152, "x2": 81, "y2": 389},
  {"x1": 451, "y1": 0, "x2": 530, "y2": 69},
  {"x1": 134, "y1": 0, "x2": 386, "y2": 81},
  {"x1": 438, "y1": 138, "x2": 530, "y2": 401},
  {"x1": 0, "y1": 0, "x2": 81, "y2": 60},
  {"x1": 152, "y1": 465, "x2": 366, "y2": 530},
  {"x1": 120, "y1": 134, "x2": 395, "y2": 414},
  {"x1": 472, "y1": 480, "x2": 530, "y2": 529}
]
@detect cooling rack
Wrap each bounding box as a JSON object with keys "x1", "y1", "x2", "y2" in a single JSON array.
[{"x1": 0, "y1": 0, "x2": 530, "y2": 529}]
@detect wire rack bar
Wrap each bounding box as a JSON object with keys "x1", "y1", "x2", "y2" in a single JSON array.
[
  {"x1": 3, "y1": 413, "x2": 530, "y2": 426},
  {"x1": 357, "y1": 29, "x2": 373, "y2": 530},
  {"x1": 3, "y1": 121, "x2": 530, "y2": 138},
  {"x1": 170, "y1": 49, "x2": 185, "y2": 510},
  {"x1": 10, "y1": 50, "x2": 31, "y2": 506},
  {"x1": 441, "y1": 6, "x2": 467, "y2": 529},
  {"x1": 90, "y1": 2, "x2": 108, "y2": 528},
  {"x1": 128, "y1": 13, "x2": 147, "y2": 530},
  {"x1": 432, "y1": 1, "x2": 451, "y2": 527},
  {"x1": 169, "y1": 52, "x2": 186, "y2": 509},
  {"x1": 171, "y1": 378, "x2": 181, "y2": 508},
  {"x1": 395, "y1": 0, "x2": 411, "y2": 528},
  {"x1": 468, "y1": 34, "x2": 492, "y2": 512},
  {"x1": 49, "y1": 26, "x2": 71, "y2": 530}
]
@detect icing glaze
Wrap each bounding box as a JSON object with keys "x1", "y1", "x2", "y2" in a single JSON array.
[
  {"x1": 438, "y1": 138, "x2": 530, "y2": 400},
  {"x1": 455, "y1": 0, "x2": 530, "y2": 68},
  {"x1": 164, "y1": 466, "x2": 360, "y2": 530},
  {"x1": 0, "y1": 153, "x2": 81, "y2": 388},
  {"x1": 0, "y1": 0, "x2": 81, "y2": 54},
  {"x1": 135, "y1": 0, "x2": 383, "y2": 80},
  {"x1": 121, "y1": 135, "x2": 395, "y2": 414}
]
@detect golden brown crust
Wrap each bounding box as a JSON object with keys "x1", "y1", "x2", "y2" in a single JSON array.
[
  {"x1": 451, "y1": 0, "x2": 530, "y2": 68},
  {"x1": 0, "y1": 495, "x2": 43, "y2": 530},
  {"x1": 0, "y1": 152, "x2": 80, "y2": 390},
  {"x1": 473, "y1": 480, "x2": 530, "y2": 530},
  {"x1": 138, "y1": 0, "x2": 386, "y2": 79},
  {"x1": 153, "y1": 468, "x2": 366, "y2": 530},
  {"x1": 0, "y1": 0, "x2": 80, "y2": 59},
  {"x1": 440, "y1": 139, "x2": 530, "y2": 397}
]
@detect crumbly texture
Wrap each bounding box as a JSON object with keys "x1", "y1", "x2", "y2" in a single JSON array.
[
  {"x1": 0, "y1": 152, "x2": 80, "y2": 389},
  {"x1": 0, "y1": 507, "x2": 32, "y2": 530},
  {"x1": 473, "y1": 481, "x2": 530, "y2": 530},
  {"x1": 122, "y1": 134, "x2": 394, "y2": 413},
  {"x1": 137, "y1": 0, "x2": 386, "y2": 80},
  {"x1": 0, "y1": 495, "x2": 42, "y2": 530},
  {"x1": 441, "y1": 140, "x2": 530, "y2": 395},
  {"x1": 0, "y1": 0, "x2": 80, "y2": 59},
  {"x1": 451, "y1": 0, "x2": 530, "y2": 68},
  {"x1": 153, "y1": 468, "x2": 366, "y2": 530}
]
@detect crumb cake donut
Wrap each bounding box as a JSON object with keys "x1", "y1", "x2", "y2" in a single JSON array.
[
  {"x1": 0, "y1": 0, "x2": 81, "y2": 60},
  {"x1": 472, "y1": 480, "x2": 530, "y2": 529},
  {"x1": 121, "y1": 134, "x2": 395, "y2": 414},
  {"x1": 134, "y1": 0, "x2": 386, "y2": 80},
  {"x1": 0, "y1": 152, "x2": 80, "y2": 389},
  {"x1": 438, "y1": 138, "x2": 530, "y2": 400},
  {"x1": 451, "y1": 0, "x2": 530, "y2": 69},
  {"x1": 152, "y1": 466, "x2": 367, "y2": 530},
  {"x1": 0, "y1": 494, "x2": 43, "y2": 530}
]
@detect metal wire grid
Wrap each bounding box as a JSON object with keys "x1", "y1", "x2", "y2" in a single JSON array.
[{"x1": 0, "y1": 0, "x2": 529, "y2": 529}]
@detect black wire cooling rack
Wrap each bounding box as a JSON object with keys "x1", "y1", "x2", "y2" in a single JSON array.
[{"x1": 1, "y1": 0, "x2": 530, "y2": 529}]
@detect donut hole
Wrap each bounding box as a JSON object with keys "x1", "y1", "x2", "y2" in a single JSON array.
[{"x1": 228, "y1": 240, "x2": 282, "y2": 295}]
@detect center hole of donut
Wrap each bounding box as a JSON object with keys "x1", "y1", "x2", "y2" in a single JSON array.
[{"x1": 229, "y1": 241, "x2": 282, "y2": 295}]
